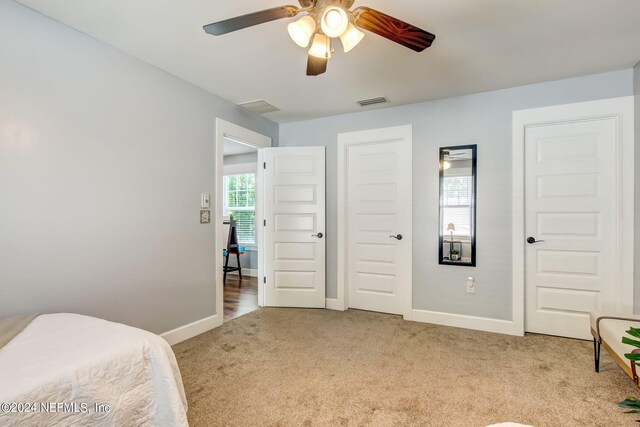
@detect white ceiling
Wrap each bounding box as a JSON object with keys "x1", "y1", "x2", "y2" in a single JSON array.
[
  {"x1": 224, "y1": 138, "x2": 257, "y2": 156},
  {"x1": 17, "y1": 0, "x2": 640, "y2": 123}
]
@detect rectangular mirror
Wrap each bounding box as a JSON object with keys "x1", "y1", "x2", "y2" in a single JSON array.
[{"x1": 439, "y1": 145, "x2": 477, "y2": 266}]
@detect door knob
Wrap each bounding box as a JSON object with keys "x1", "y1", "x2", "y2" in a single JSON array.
[
  {"x1": 312, "y1": 232, "x2": 324, "y2": 238},
  {"x1": 527, "y1": 237, "x2": 544, "y2": 244},
  {"x1": 390, "y1": 234, "x2": 403, "y2": 240}
]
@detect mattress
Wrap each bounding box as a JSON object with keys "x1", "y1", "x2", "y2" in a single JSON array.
[{"x1": 0, "y1": 313, "x2": 188, "y2": 426}]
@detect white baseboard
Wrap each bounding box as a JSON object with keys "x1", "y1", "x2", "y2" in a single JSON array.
[
  {"x1": 411, "y1": 309, "x2": 523, "y2": 336},
  {"x1": 227, "y1": 268, "x2": 258, "y2": 277},
  {"x1": 160, "y1": 314, "x2": 222, "y2": 346},
  {"x1": 326, "y1": 298, "x2": 345, "y2": 311}
]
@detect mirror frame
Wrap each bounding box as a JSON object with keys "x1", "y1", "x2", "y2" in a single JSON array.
[{"x1": 438, "y1": 144, "x2": 477, "y2": 267}]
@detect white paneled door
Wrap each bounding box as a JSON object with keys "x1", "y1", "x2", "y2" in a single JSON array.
[
  {"x1": 340, "y1": 125, "x2": 412, "y2": 316},
  {"x1": 263, "y1": 147, "x2": 325, "y2": 308},
  {"x1": 524, "y1": 106, "x2": 628, "y2": 339}
]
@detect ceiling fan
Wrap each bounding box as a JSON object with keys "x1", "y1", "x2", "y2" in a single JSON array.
[
  {"x1": 442, "y1": 150, "x2": 470, "y2": 170},
  {"x1": 442, "y1": 151, "x2": 469, "y2": 159},
  {"x1": 203, "y1": 0, "x2": 436, "y2": 76}
]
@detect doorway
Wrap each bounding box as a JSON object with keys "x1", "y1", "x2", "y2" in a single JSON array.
[
  {"x1": 512, "y1": 97, "x2": 634, "y2": 339},
  {"x1": 215, "y1": 119, "x2": 271, "y2": 324},
  {"x1": 222, "y1": 139, "x2": 258, "y2": 321}
]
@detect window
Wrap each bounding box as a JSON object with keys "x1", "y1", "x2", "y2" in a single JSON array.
[{"x1": 223, "y1": 173, "x2": 256, "y2": 245}]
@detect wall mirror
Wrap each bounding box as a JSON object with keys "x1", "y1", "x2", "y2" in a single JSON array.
[{"x1": 439, "y1": 145, "x2": 477, "y2": 266}]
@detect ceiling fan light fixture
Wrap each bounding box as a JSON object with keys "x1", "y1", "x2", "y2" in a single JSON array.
[
  {"x1": 339, "y1": 23, "x2": 365, "y2": 53},
  {"x1": 287, "y1": 15, "x2": 316, "y2": 48},
  {"x1": 308, "y1": 33, "x2": 332, "y2": 59},
  {"x1": 320, "y1": 6, "x2": 348, "y2": 38},
  {"x1": 203, "y1": 2, "x2": 437, "y2": 77}
]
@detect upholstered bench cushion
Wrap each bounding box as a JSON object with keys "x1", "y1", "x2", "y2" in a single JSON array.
[
  {"x1": 595, "y1": 317, "x2": 640, "y2": 358},
  {"x1": 590, "y1": 312, "x2": 640, "y2": 340},
  {"x1": 590, "y1": 311, "x2": 640, "y2": 383}
]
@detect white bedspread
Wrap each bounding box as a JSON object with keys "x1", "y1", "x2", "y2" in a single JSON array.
[{"x1": 0, "y1": 313, "x2": 188, "y2": 426}]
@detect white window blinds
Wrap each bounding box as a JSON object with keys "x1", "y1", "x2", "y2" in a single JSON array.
[{"x1": 223, "y1": 173, "x2": 256, "y2": 245}]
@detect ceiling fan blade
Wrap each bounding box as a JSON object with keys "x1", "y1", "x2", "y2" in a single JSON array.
[
  {"x1": 352, "y1": 6, "x2": 435, "y2": 52},
  {"x1": 204, "y1": 6, "x2": 299, "y2": 36},
  {"x1": 306, "y1": 55, "x2": 327, "y2": 76}
]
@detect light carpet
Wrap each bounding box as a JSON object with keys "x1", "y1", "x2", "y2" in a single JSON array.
[{"x1": 173, "y1": 308, "x2": 638, "y2": 426}]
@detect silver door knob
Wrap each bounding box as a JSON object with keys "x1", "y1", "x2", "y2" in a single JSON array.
[
  {"x1": 312, "y1": 232, "x2": 324, "y2": 238},
  {"x1": 390, "y1": 234, "x2": 403, "y2": 240}
]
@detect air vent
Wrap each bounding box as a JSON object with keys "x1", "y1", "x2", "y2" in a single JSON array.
[
  {"x1": 238, "y1": 100, "x2": 280, "y2": 114},
  {"x1": 356, "y1": 96, "x2": 389, "y2": 107}
]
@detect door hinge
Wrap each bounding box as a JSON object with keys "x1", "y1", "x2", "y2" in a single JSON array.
[
  {"x1": 263, "y1": 219, "x2": 266, "y2": 226},
  {"x1": 263, "y1": 277, "x2": 266, "y2": 284},
  {"x1": 263, "y1": 162, "x2": 266, "y2": 169}
]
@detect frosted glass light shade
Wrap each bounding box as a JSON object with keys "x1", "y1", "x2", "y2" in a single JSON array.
[
  {"x1": 287, "y1": 16, "x2": 316, "y2": 48},
  {"x1": 339, "y1": 23, "x2": 364, "y2": 53},
  {"x1": 308, "y1": 33, "x2": 332, "y2": 59},
  {"x1": 320, "y1": 6, "x2": 348, "y2": 38}
]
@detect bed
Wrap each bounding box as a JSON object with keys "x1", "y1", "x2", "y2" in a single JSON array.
[{"x1": 0, "y1": 313, "x2": 188, "y2": 426}]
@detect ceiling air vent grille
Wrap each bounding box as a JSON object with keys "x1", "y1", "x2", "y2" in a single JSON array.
[
  {"x1": 356, "y1": 96, "x2": 389, "y2": 107},
  {"x1": 238, "y1": 100, "x2": 280, "y2": 114}
]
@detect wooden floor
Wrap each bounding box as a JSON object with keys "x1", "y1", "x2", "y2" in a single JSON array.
[{"x1": 223, "y1": 275, "x2": 258, "y2": 322}]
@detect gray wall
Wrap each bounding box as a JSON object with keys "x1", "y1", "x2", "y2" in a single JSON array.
[
  {"x1": 0, "y1": 0, "x2": 277, "y2": 333},
  {"x1": 280, "y1": 69, "x2": 634, "y2": 321},
  {"x1": 634, "y1": 61, "x2": 640, "y2": 313}
]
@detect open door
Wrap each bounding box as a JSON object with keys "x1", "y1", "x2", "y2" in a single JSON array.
[{"x1": 262, "y1": 147, "x2": 326, "y2": 308}]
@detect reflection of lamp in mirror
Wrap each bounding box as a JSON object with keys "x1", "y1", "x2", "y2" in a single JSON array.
[
  {"x1": 447, "y1": 223, "x2": 455, "y2": 242},
  {"x1": 442, "y1": 150, "x2": 451, "y2": 170}
]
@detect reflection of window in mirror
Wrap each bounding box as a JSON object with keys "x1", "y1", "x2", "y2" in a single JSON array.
[{"x1": 439, "y1": 145, "x2": 477, "y2": 266}]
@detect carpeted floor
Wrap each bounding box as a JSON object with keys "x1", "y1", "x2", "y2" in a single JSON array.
[{"x1": 173, "y1": 308, "x2": 639, "y2": 426}]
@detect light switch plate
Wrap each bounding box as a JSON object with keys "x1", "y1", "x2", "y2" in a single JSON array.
[
  {"x1": 201, "y1": 193, "x2": 211, "y2": 209},
  {"x1": 200, "y1": 209, "x2": 211, "y2": 224},
  {"x1": 466, "y1": 277, "x2": 475, "y2": 294}
]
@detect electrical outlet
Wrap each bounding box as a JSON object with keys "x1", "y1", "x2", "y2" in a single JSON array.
[{"x1": 466, "y1": 277, "x2": 475, "y2": 294}]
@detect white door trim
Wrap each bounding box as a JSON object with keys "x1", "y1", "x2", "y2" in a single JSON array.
[
  {"x1": 336, "y1": 124, "x2": 413, "y2": 318},
  {"x1": 215, "y1": 119, "x2": 271, "y2": 323},
  {"x1": 512, "y1": 96, "x2": 635, "y2": 336}
]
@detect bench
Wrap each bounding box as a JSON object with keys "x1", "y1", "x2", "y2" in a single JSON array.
[{"x1": 591, "y1": 312, "x2": 640, "y2": 384}]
